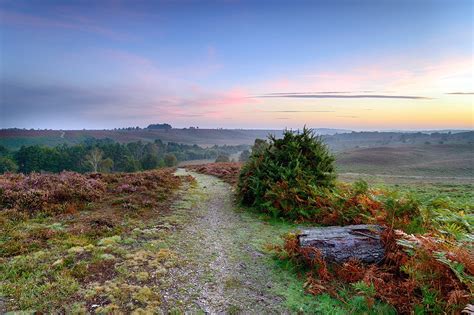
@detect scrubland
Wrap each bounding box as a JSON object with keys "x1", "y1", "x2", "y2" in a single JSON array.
[{"x1": 1, "y1": 129, "x2": 472, "y2": 314}]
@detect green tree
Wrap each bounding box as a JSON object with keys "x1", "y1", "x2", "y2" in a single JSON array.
[
  {"x1": 83, "y1": 148, "x2": 104, "y2": 172},
  {"x1": 164, "y1": 153, "x2": 178, "y2": 167},
  {"x1": 121, "y1": 156, "x2": 141, "y2": 172},
  {"x1": 215, "y1": 154, "x2": 230, "y2": 163},
  {"x1": 14, "y1": 145, "x2": 52, "y2": 173},
  {"x1": 0, "y1": 157, "x2": 18, "y2": 173},
  {"x1": 99, "y1": 158, "x2": 114, "y2": 173},
  {"x1": 141, "y1": 153, "x2": 159, "y2": 170},
  {"x1": 0, "y1": 145, "x2": 9, "y2": 157}
]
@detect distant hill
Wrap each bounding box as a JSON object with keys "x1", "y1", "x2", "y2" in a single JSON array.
[
  {"x1": 0, "y1": 128, "x2": 472, "y2": 152},
  {"x1": 0, "y1": 128, "x2": 348, "y2": 150}
]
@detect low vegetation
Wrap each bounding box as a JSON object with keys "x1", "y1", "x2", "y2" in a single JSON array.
[
  {"x1": 0, "y1": 168, "x2": 191, "y2": 312},
  {"x1": 236, "y1": 128, "x2": 473, "y2": 313},
  {"x1": 1, "y1": 128, "x2": 472, "y2": 313},
  {"x1": 185, "y1": 162, "x2": 242, "y2": 185}
]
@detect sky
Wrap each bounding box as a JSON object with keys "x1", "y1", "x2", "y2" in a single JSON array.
[{"x1": 0, "y1": 0, "x2": 473, "y2": 130}]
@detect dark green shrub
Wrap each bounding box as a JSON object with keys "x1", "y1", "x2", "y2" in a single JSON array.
[
  {"x1": 164, "y1": 153, "x2": 178, "y2": 167},
  {"x1": 237, "y1": 128, "x2": 336, "y2": 219}
]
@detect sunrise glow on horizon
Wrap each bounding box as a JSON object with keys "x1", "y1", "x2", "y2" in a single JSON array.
[{"x1": 1, "y1": 0, "x2": 473, "y2": 130}]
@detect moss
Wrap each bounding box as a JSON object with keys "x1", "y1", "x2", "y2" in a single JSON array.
[
  {"x1": 67, "y1": 246, "x2": 85, "y2": 254},
  {"x1": 136, "y1": 271, "x2": 150, "y2": 281},
  {"x1": 97, "y1": 235, "x2": 122, "y2": 246},
  {"x1": 98, "y1": 253, "x2": 115, "y2": 261},
  {"x1": 95, "y1": 303, "x2": 120, "y2": 314},
  {"x1": 132, "y1": 286, "x2": 160, "y2": 304}
]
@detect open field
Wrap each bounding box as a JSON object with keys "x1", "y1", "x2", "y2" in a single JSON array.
[
  {"x1": 179, "y1": 142, "x2": 474, "y2": 184},
  {"x1": 337, "y1": 144, "x2": 474, "y2": 178}
]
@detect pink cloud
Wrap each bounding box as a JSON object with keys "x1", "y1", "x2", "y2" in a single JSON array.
[{"x1": 257, "y1": 54, "x2": 473, "y2": 95}]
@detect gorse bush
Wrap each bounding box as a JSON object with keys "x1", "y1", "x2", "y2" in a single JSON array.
[
  {"x1": 238, "y1": 128, "x2": 336, "y2": 219},
  {"x1": 236, "y1": 128, "x2": 425, "y2": 227}
]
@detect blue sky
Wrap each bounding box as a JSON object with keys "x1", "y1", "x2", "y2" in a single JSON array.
[{"x1": 1, "y1": 0, "x2": 472, "y2": 129}]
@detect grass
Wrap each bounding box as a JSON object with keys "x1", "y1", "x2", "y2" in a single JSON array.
[
  {"x1": 336, "y1": 144, "x2": 474, "y2": 178},
  {"x1": 0, "y1": 169, "x2": 190, "y2": 313}
]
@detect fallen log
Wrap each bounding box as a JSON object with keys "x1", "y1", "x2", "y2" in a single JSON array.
[{"x1": 298, "y1": 224, "x2": 385, "y2": 264}]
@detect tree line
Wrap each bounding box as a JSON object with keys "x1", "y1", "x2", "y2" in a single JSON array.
[{"x1": 0, "y1": 138, "x2": 248, "y2": 174}]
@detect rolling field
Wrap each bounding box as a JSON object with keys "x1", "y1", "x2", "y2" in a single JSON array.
[
  {"x1": 337, "y1": 144, "x2": 474, "y2": 178},
  {"x1": 0, "y1": 129, "x2": 288, "y2": 149}
]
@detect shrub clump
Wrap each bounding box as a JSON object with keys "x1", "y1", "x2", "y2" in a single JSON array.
[
  {"x1": 186, "y1": 162, "x2": 242, "y2": 185},
  {"x1": 0, "y1": 172, "x2": 105, "y2": 215},
  {"x1": 238, "y1": 128, "x2": 336, "y2": 219}
]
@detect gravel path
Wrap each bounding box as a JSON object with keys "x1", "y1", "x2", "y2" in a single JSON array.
[{"x1": 161, "y1": 169, "x2": 287, "y2": 314}]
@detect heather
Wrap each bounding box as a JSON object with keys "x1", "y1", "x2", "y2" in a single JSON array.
[
  {"x1": 0, "y1": 172, "x2": 105, "y2": 215},
  {"x1": 0, "y1": 168, "x2": 191, "y2": 313},
  {"x1": 185, "y1": 162, "x2": 242, "y2": 185}
]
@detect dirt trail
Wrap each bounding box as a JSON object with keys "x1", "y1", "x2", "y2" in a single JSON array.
[{"x1": 161, "y1": 169, "x2": 287, "y2": 313}]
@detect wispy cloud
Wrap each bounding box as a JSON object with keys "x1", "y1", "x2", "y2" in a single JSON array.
[
  {"x1": 337, "y1": 115, "x2": 359, "y2": 118},
  {"x1": 446, "y1": 92, "x2": 474, "y2": 95},
  {"x1": 0, "y1": 9, "x2": 131, "y2": 40},
  {"x1": 256, "y1": 93, "x2": 431, "y2": 100},
  {"x1": 263, "y1": 110, "x2": 335, "y2": 113},
  {"x1": 264, "y1": 91, "x2": 375, "y2": 95}
]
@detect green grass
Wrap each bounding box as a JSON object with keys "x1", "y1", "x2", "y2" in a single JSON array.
[
  {"x1": 336, "y1": 144, "x2": 474, "y2": 178},
  {"x1": 229, "y1": 207, "x2": 399, "y2": 314}
]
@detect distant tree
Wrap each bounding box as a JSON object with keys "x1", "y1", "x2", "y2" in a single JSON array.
[
  {"x1": 144, "y1": 143, "x2": 160, "y2": 157},
  {"x1": 146, "y1": 123, "x2": 172, "y2": 130},
  {"x1": 14, "y1": 145, "x2": 59, "y2": 173},
  {"x1": 239, "y1": 150, "x2": 251, "y2": 162},
  {"x1": 122, "y1": 156, "x2": 141, "y2": 172},
  {"x1": 252, "y1": 138, "x2": 268, "y2": 154},
  {"x1": 0, "y1": 157, "x2": 18, "y2": 173},
  {"x1": 0, "y1": 145, "x2": 9, "y2": 156},
  {"x1": 127, "y1": 141, "x2": 145, "y2": 161},
  {"x1": 84, "y1": 148, "x2": 104, "y2": 172},
  {"x1": 99, "y1": 158, "x2": 114, "y2": 173},
  {"x1": 164, "y1": 153, "x2": 178, "y2": 167},
  {"x1": 141, "y1": 153, "x2": 159, "y2": 170},
  {"x1": 215, "y1": 154, "x2": 230, "y2": 163}
]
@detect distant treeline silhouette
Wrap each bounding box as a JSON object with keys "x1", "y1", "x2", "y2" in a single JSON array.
[{"x1": 0, "y1": 138, "x2": 248, "y2": 174}]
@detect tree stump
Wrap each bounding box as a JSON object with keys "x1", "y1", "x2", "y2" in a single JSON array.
[{"x1": 298, "y1": 224, "x2": 385, "y2": 264}]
